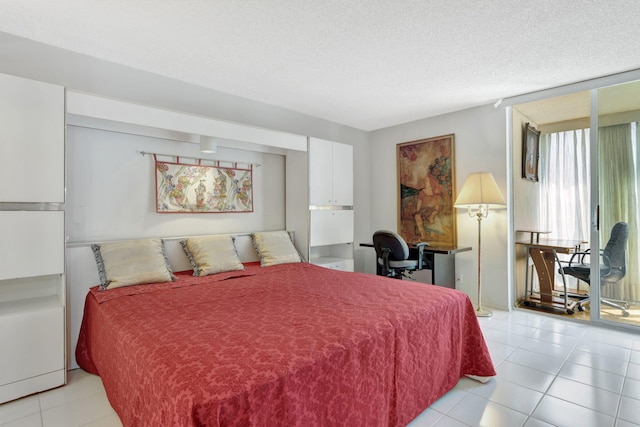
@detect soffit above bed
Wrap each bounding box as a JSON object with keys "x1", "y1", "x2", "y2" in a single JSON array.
[{"x1": 66, "y1": 91, "x2": 307, "y2": 152}]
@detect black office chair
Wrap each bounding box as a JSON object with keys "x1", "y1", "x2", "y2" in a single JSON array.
[
  {"x1": 372, "y1": 230, "x2": 429, "y2": 280},
  {"x1": 562, "y1": 222, "x2": 629, "y2": 316}
]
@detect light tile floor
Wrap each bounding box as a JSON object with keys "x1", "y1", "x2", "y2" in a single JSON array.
[{"x1": 1, "y1": 309, "x2": 639, "y2": 426}]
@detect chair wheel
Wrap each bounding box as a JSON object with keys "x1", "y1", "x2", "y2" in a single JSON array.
[
  {"x1": 567, "y1": 309, "x2": 574, "y2": 315},
  {"x1": 622, "y1": 311, "x2": 630, "y2": 317},
  {"x1": 577, "y1": 305, "x2": 585, "y2": 312},
  {"x1": 523, "y1": 301, "x2": 530, "y2": 306}
]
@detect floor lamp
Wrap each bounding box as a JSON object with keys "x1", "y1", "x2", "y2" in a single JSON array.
[{"x1": 454, "y1": 172, "x2": 505, "y2": 317}]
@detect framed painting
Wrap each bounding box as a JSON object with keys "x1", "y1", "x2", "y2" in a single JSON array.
[
  {"x1": 397, "y1": 134, "x2": 456, "y2": 246},
  {"x1": 522, "y1": 122, "x2": 540, "y2": 182}
]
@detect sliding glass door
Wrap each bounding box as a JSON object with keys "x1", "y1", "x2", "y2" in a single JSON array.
[
  {"x1": 595, "y1": 80, "x2": 640, "y2": 326},
  {"x1": 511, "y1": 77, "x2": 640, "y2": 328}
]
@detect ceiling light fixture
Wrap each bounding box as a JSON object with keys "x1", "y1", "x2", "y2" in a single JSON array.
[{"x1": 200, "y1": 136, "x2": 217, "y2": 153}]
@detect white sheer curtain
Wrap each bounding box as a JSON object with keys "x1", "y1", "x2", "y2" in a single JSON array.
[
  {"x1": 598, "y1": 123, "x2": 639, "y2": 301},
  {"x1": 539, "y1": 125, "x2": 640, "y2": 302},
  {"x1": 539, "y1": 129, "x2": 591, "y2": 242}
]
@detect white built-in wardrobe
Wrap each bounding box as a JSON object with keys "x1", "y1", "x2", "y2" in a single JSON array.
[
  {"x1": 286, "y1": 137, "x2": 355, "y2": 272},
  {"x1": 0, "y1": 73, "x2": 66, "y2": 403}
]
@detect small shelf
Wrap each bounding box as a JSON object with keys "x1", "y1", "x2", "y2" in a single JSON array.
[
  {"x1": 311, "y1": 256, "x2": 354, "y2": 272},
  {"x1": 312, "y1": 256, "x2": 347, "y2": 264},
  {"x1": 0, "y1": 295, "x2": 63, "y2": 317}
]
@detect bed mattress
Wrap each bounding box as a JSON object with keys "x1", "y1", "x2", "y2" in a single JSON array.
[{"x1": 76, "y1": 262, "x2": 495, "y2": 426}]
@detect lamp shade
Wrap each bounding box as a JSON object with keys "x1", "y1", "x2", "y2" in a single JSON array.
[
  {"x1": 200, "y1": 135, "x2": 217, "y2": 153},
  {"x1": 454, "y1": 172, "x2": 505, "y2": 209}
]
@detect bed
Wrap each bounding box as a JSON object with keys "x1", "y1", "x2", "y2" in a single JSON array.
[{"x1": 75, "y1": 233, "x2": 495, "y2": 426}]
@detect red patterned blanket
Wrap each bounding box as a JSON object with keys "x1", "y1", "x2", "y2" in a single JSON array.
[{"x1": 76, "y1": 262, "x2": 495, "y2": 426}]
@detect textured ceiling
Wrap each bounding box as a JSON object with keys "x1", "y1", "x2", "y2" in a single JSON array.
[{"x1": 1, "y1": 0, "x2": 639, "y2": 131}]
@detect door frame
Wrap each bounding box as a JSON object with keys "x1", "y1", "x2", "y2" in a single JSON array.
[{"x1": 505, "y1": 69, "x2": 640, "y2": 330}]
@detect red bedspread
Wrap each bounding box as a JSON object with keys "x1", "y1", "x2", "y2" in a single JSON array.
[{"x1": 76, "y1": 262, "x2": 495, "y2": 426}]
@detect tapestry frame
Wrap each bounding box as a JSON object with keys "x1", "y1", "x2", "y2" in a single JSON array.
[
  {"x1": 396, "y1": 134, "x2": 456, "y2": 246},
  {"x1": 155, "y1": 157, "x2": 254, "y2": 213}
]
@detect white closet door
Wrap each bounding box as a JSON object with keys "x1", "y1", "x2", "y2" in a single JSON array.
[
  {"x1": 0, "y1": 211, "x2": 64, "y2": 280},
  {"x1": 0, "y1": 306, "x2": 64, "y2": 387},
  {"x1": 308, "y1": 138, "x2": 334, "y2": 206},
  {"x1": 309, "y1": 210, "x2": 354, "y2": 247},
  {"x1": 331, "y1": 142, "x2": 353, "y2": 206},
  {"x1": 0, "y1": 73, "x2": 64, "y2": 203}
]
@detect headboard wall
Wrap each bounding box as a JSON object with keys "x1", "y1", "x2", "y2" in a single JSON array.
[
  {"x1": 67, "y1": 233, "x2": 262, "y2": 369},
  {"x1": 65, "y1": 125, "x2": 287, "y2": 243}
]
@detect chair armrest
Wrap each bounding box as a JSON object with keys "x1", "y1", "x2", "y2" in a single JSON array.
[
  {"x1": 601, "y1": 253, "x2": 612, "y2": 275},
  {"x1": 380, "y1": 247, "x2": 391, "y2": 275},
  {"x1": 415, "y1": 242, "x2": 429, "y2": 270},
  {"x1": 568, "y1": 250, "x2": 591, "y2": 267}
]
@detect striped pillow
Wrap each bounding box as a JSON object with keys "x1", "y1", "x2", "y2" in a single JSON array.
[
  {"x1": 92, "y1": 238, "x2": 175, "y2": 290},
  {"x1": 180, "y1": 235, "x2": 244, "y2": 276},
  {"x1": 252, "y1": 231, "x2": 302, "y2": 267}
]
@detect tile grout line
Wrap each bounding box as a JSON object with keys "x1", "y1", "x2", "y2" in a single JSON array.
[{"x1": 500, "y1": 313, "x2": 636, "y2": 427}]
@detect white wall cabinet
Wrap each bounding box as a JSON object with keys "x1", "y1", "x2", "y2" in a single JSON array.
[
  {"x1": 307, "y1": 138, "x2": 354, "y2": 272},
  {"x1": 309, "y1": 210, "x2": 354, "y2": 247},
  {"x1": 0, "y1": 73, "x2": 65, "y2": 203},
  {"x1": 309, "y1": 138, "x2": 353, "y2": 206},
  {"x1": 0, "y1": 304, "x2": 65, "y2": 403},
  {"x1": 0, "y1": 212, "x2": 65, "y2": 280},
  {"x1": 0, "y1": 73, "x2": 66, "y2": 403}
]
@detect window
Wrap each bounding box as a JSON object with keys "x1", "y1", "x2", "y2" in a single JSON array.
[{"x1": 540, "y1": 124, "x2": 639, "y2": 302}]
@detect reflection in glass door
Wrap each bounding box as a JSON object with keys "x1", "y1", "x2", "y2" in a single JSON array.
[{"x1": 595, "y1": 81, "x2": 640, "y2": 326}]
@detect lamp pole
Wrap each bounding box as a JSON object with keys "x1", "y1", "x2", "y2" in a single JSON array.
[
  {"x1": 470, "y1": 205, "x2": 492, "y2": 317},
  {"x1": 454, "y1": 172, "x2": 504, "y2": 318}
]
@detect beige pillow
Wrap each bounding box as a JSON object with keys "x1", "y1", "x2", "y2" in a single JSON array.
[
  {"x1": 181, "y1": 235, "x2": 244, "y2": 276},
  {"x1": 252, "y1": 231, "x2": 302, "y2": 267},
  {"x1": 92, "y1": 238, "x2": 175, "y2": 290}
]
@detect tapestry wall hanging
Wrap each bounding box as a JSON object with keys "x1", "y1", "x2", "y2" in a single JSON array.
[
  {"x1": 155, "y1": 156, "x2": 253, "y2": 213},
  {"x1": 397, "y1": 134, "x2": 456, "y2": 246}
]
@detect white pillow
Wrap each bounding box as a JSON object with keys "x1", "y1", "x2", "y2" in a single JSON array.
[
  {"x1": 92, "y1": 238, "x2": 175, "y2": 290},
  {"x1": 181, "y1": 235, "x2": 244, "y2": 276},
  {"x1": 252, "y1": 231, "x2": 302, "y2": 267}
]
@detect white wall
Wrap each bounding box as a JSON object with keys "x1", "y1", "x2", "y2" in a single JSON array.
[
  {"x1": 66, "y1": 126, "x2": 286, "y2": 242},
  {"x1": 369, "y1": 104, "x2": 510, "y2": 310}
]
